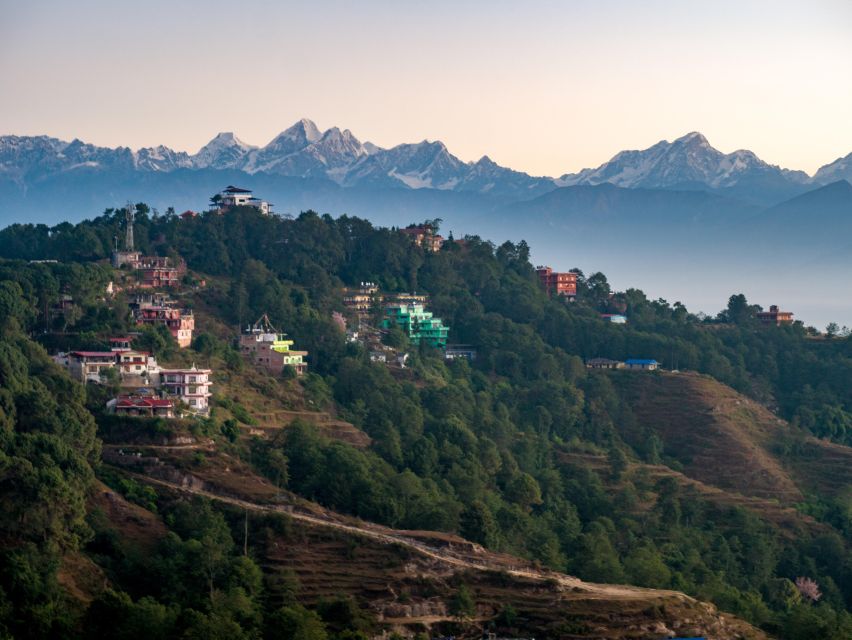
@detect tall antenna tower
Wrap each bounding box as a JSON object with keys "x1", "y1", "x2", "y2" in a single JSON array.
[{"x1": 124, "y1": 202, "x2": 135, "y2": 251}]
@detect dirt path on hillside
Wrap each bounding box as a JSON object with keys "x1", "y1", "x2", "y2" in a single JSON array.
[{"x1": 123, "y1": 470, "x2": 693, "y2": 604}]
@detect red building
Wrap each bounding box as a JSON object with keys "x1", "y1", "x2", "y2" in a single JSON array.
[
  {"x1": 535, "y1": 266, "x2": 577, "y2": 298},
  {"x1": 136, "y1": 256, "x2": 185, "y2": 288},
  {"x1": 140, "y1": 266, "x2": 180, "y2": 288},
  {"x1": 757, "y1": 305, "x2": 794, "y2": 326}
]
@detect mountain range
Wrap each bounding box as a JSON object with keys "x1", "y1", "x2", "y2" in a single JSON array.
[
  {"x1": 3, "y1": 119, "x2": 851, "y2": 217},
  {"x1": 1, "y1": 120, "x2": 851, "y2": 326}
]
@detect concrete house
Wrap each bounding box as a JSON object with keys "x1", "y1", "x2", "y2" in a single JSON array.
[{"x1": 160, "y1": 365, "x2": 212, "y2": 415}]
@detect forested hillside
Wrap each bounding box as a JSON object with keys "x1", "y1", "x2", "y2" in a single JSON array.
[{"x1": 1, "y1": 206, "x2": 851, "y2": 639}]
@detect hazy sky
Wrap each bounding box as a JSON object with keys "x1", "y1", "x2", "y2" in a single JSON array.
[{"x1": 2, "y1": 0, "x2": 851, "y2": 176}]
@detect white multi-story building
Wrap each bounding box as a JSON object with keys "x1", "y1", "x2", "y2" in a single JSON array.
[
  {"x1": 159, "y1": 365, "x2": 212, "y2": 414},
  {"x1": 214, "y1": 186, "x2": 272, "y2": 215}
]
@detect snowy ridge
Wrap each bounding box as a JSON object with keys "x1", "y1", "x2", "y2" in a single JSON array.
[
  {"x1": 557, "y1": 132, "x2": 811, "y2": 189},
  {"x1": 0, "y1": 124, "x2": 846, "y2": 202},
  {"x1": 814, "y1": 152, "x2": 852, "y2": 185}
]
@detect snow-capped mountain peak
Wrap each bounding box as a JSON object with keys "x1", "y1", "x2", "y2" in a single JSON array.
[
  {"x1": 192, "y1": 132, "x2": 256, "y2": 169},
  {"x1": 814, "y1": 151, "x2": 852, "y2": 185},
  {"x1": 1, "y1": 123, "x2": 846, "y2": 208},
  {"x1": 558, "y1": 132, "x2": 809, "y2": 190}
]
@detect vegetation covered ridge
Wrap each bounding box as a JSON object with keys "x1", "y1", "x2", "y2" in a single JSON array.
[{"x1": 0, "y1": 204, "x2": 850, "y2": 639}]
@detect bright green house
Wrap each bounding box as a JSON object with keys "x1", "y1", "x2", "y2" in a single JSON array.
[{"x1": 382, "y1": 303, "x2": 449, "y2": 348}]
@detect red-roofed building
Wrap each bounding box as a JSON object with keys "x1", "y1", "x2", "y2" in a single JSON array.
[
  {"x1": 180, "y1": 210, "x2": 197, "y2": 220},
  {"x1": 108, "y1": 395, "x2": 175, "y2": 418}
]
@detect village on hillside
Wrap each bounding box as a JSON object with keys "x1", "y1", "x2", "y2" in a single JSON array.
[{"x1": 40, "y1": 189, "x2": 802, "y2": 427}]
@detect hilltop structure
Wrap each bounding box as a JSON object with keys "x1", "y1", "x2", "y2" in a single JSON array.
[
  {"x1": 212, "y1": 185, "x2": 272, "y2": 214},
  {"x1": 535, "y1": 266, "x2": 577, "y2": 299},
  {"x1": 757, "y1": 304, "x2": 794, "y2": 326},
  {"x1": 239, "y1": 314, "x2": 308, "y2": 375},
  {"x1": 382, "y1": 302, "x2": 449, "y2": 348}
]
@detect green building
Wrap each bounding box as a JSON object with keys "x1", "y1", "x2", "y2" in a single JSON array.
[{"x1": 382, "y1": 303, "x2": 449, "y2": 348}]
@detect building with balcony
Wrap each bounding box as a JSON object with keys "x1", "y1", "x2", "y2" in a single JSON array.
[
  {"x1": 160, "y1": 365, "x2": 212, "y2": 414},
  {"x1": 213, "y1": 186, "x2": 272, "y2": 214},
  {"x1": 382, "y1": 303, "x2": 449, "y2": 348},
  {"x1": 535, "y1": 266, "x2": 577, "y2": 298},
  {"x1": 388, "y1": 292, "x2": 429, "y2": 306},
  {"x1": 66, "y1": 351, "x2": 120, "y2": 383},
  {"x1": 343, "y1": 282, "x2": 379, "y2": 315},
  {"x1": 756, "y1": 305, "x2": 794, "y2": 326}
]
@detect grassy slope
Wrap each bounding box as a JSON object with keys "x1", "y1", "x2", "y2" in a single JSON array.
[{"x1": 612, "y1": 369, "x2": 852, "y2": 507}]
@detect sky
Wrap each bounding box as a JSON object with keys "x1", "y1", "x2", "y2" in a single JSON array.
[{"x1": 1, "y1": 0, "x2": 851, "y2": 176}]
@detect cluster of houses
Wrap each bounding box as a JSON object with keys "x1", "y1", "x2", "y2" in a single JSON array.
[
  {"x1": 341, "y1": 283, "x2": 474, "y2": 366},
  {"x1": 53, "y1": 336, "x2": 212, "y2": 417},
  {"x1": 342, "y1": 283, "x2": 450, "y2": 347}
]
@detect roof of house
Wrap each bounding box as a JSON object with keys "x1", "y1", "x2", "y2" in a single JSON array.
[
  {"x1": 109, "y1": 337, "x2": 133, "y2": 342},
  {"x1": 70, "y1": 351, "x2": 116, "y2": 358},
  {"x1": 223, "y1": 185, "x2": 252, "y2": 194},
  {"x1": 115, "y1": 395, "x2": 174, "y2": 409},
  {"x1": 625, "y1": 358, "x2": 659, "y2": 365}
]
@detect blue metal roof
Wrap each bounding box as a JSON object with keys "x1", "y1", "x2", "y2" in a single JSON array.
[{"x1": 625, "y1": 358, "x2": 659, "y2": 365}]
